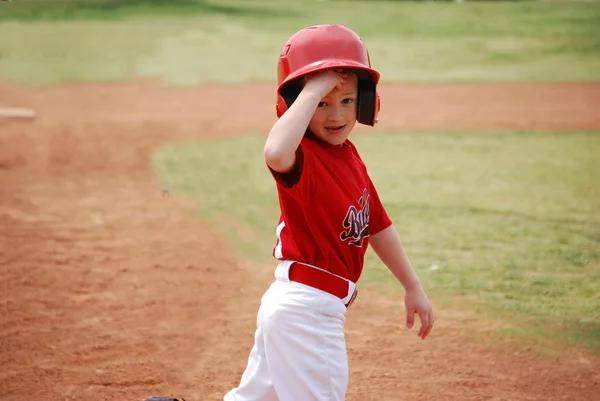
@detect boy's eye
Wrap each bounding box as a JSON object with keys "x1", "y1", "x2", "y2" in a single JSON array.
[
  {"x1": 342, "y1": 98, "x2": 355, "y2": 104},
  {"x1": 318, "y1": 102, "x2": 327, "y2": 107}
]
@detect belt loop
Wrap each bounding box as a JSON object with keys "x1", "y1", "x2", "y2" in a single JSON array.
[
  {"x1": 275, "y1": 260, "x2": 293, "y2": 283},
  {"x1": 340, "y1": 281, "x2": 357, "y2": 306}
]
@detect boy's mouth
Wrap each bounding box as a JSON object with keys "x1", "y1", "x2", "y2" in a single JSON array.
[{"x1": 325, "y1": 125, "x2": 346, "y2": 134}]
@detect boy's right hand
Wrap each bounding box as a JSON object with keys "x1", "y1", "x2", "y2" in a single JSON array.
[{"x1": 303, "y1": 69, "x2": 348, "y2": 99}]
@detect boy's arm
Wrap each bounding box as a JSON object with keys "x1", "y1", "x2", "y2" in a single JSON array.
[
  {"x1": 264, "y1": 70, "x2": 343, "y2": 173},
  {"x1": 264, "y1": 90, "x2": 321, "y2": 173},
  {"x1": 369, "y1": 225, "x2": 434, "y2": 340}
]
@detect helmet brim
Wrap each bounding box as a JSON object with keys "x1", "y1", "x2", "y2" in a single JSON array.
[{"x1": 278, "y1": 59, "x2": 380, "y2": 93}]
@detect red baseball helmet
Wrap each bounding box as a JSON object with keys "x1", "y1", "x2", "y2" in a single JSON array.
[{"x1": 276, "y1": 24, "x2": 381, "y2": 126}]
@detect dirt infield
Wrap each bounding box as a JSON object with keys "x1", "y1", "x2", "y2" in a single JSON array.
[{"x1": 1, "y1": 80, "x2": 599, "y2": 401}]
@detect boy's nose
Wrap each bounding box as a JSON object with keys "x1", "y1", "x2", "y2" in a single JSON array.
[{"x1": 328, "y1": 104, "x2": 343, "y2": 121}]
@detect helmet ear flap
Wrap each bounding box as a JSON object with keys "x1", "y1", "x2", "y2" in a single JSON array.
[
  {"x1": 356, "y1": 72, "x2": 379, "y2": 126},
  {"x1": 276, "y1": 78, "x2": 304, "y2": 117},
  {"x1": 276, "y1": 96, "x2": 286, "y2": 117}
]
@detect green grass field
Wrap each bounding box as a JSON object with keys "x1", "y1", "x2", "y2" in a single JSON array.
[
  {"x1": 153, "y1": 131, "x2": 600, "y2": 352},
  {"x1": 1, "y1": 0, "x2": 599, "y2": 84},
  {"x1": 3, "y1": 0, "x2": 599, "y2": 352}
]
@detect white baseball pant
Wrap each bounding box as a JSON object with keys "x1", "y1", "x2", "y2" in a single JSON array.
[{"x1": 223, "y1": 261, "x2": 349, "y2": 401}]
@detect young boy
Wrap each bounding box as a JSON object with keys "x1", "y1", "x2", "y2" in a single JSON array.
[{"x1": 224, "y1": 24, "x2": 434, "y2": 401}]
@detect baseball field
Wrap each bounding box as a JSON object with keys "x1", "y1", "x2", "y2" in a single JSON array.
[{"x1": 1, "y1": 0, "x2": 599, "y2": 400}]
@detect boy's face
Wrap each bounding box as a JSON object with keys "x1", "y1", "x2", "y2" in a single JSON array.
[{"x1": 308, "y1": 72, "x2": 358, "y2": 146}]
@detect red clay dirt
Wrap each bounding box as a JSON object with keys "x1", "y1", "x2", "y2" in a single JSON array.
[{"x1": 1, "y1": 80, "x2": 599, "y2": 401}]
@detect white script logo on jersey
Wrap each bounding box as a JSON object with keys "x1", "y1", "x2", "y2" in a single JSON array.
[{"x1": 340, "y1": 188, "x2": 370, "y2": 247}]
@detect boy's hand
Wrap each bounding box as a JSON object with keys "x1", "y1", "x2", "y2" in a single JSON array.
[
  {"x1": 404, "y1": 285, "x2": 434, "y2": 340},
  {"x1": 303, "y1": 69, "x2": 348, "y2": 99}
]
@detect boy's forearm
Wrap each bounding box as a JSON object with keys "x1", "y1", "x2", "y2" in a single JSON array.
[
  {"x1": 369, "y1": 225, "x2": 422, "y2": 291},
  {"x1": 263, "y1": 90, "x2": 321, "y2": 171}
]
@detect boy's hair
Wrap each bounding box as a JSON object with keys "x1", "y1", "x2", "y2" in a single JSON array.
[{"x1": 276, "y1": 24, "x2": 380, "y2": 126}]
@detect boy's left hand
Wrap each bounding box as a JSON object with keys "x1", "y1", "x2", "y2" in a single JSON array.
[{"x1": 404, "y1": 286, "x2": 434, "y2": 340}]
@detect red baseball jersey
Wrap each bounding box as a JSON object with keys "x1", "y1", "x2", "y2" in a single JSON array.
[{"x1": 269, "y1": 133, "x2": 393, "y2": 283}]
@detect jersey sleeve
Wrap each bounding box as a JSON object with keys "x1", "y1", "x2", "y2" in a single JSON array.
[
  {"x1": 368, "y1": 177, "x2": 393, "y2": 235},
  {"x1": 267, "y1": 140, "x2": 315, "y2": 204}
]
